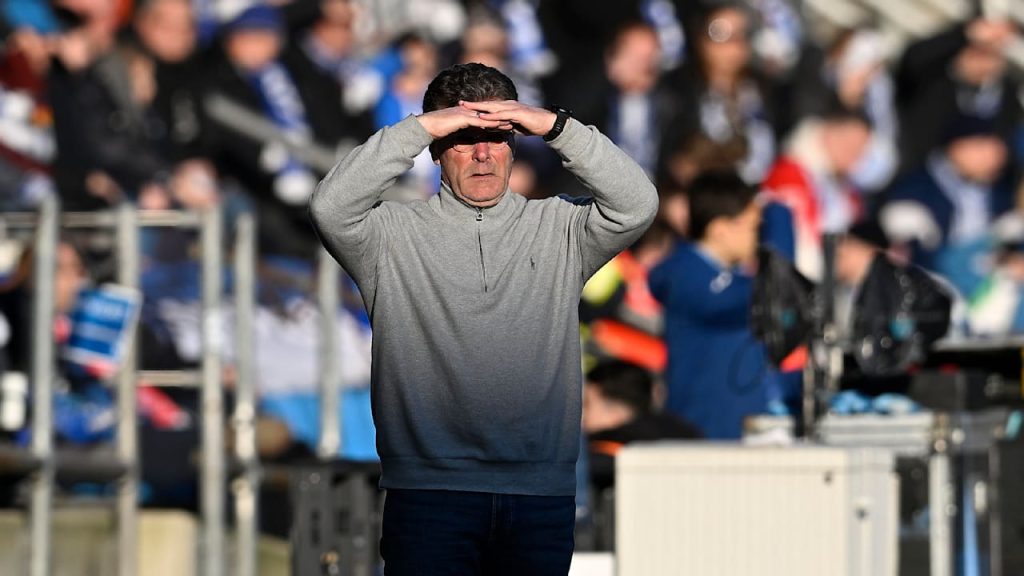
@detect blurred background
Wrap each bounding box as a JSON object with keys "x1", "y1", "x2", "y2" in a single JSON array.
[{"x1": 2, "y1": 0, "x2": 1024, "y2": 574}]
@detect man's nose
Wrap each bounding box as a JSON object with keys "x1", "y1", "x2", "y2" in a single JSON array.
[{"x1": 471, "y1": 142, "x2": 491, "y2": 161}]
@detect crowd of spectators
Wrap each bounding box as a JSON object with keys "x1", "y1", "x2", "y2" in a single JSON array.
[{"x1": 0, "y1": 0, "x2": 1023, "y2": 521}]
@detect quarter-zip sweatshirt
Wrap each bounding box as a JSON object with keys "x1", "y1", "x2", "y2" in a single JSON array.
[{"x1": 309, "y1": 115, "x2": 657, "y2": 496}]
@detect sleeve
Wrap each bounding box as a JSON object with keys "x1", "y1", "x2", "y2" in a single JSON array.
[
  {"x1": 547, "y1": 118, "x2": 659, "y2": 279},
  {"x1": 896, "y1": 24, "x2": 968, "y2": 107},
  {"x1": 308, "y1": 115, "x2": 433, "y2": 301},
  {"x1": 760, "y1": 201, "x2": 796, "y2": 262}
]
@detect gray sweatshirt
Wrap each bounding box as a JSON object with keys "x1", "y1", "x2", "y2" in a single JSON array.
[{"x1": 309, "y1": 115, "x2": 657, "y2": 496}]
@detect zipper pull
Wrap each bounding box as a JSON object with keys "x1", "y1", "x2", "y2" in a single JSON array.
[{"x1": 475, "y1": 209, "x2": 483, "y2": 222}]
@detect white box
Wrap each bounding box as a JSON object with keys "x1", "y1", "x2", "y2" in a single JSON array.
[{"x1": 616, "y1": 443, "x2": 898, "y2": 576}]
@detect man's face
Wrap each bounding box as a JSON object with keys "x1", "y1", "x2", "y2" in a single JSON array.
[
  {"x1": 582, "y1": 385, "x2": 634, "y2": 434},
  {"x1": 699, "y1": 8, "x2": 751, "y2": 80},
  {"x1": 135, "y1": 0, "x2": 196, "y2": 63},
  {"x1": 947, "y1": 136, "x2": 1007, "y2": 184},
  {"x1": 606, "y1": 26, "x2": 661, "y2": 94},
  {"x1": 835, "y1": 236, "x2": 875, "y2": 285},
  {"x1": 225, "y1": 29, "x2": 281, "y2": 72},
  {"x1": 435, "y1": 127, "x2": 514, "y2": 208},
  {"x1": 823, "y1": 118, "x2": 871, "y2": 177}
]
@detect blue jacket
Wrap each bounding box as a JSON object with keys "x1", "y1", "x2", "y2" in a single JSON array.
[
  {"x1": 649, "y1": 243, "x2": 778, "y2": 439},
  {"x1": 883, "y1": 155, "x2": 1014, "y2": 296}
]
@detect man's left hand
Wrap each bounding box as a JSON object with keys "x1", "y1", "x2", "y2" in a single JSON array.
[{"x1": 460, "y1": 100, "x2": 557, "y2": 137}]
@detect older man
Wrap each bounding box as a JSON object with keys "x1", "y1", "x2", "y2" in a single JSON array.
[{"x1": 310, "y1": 62, "x2": 657, "y2": 575}]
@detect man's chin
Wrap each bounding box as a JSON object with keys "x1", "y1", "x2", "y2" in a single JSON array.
[{"x1": 460, "y1": 186, "x2": 506, "y2": 207}]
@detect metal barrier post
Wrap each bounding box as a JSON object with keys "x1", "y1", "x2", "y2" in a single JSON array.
[
  {"x1": 29, "y1": 195, "x2": 58, "y2": 576},
  {"x1": 930, "y1": 417, "x2": 956, "y2": 576},
  {"x1": 232, "y1": 213, "x2": 258, "y2": 576},
  {"x1": 200, "y1": 207, "x2": 225, "y2": 576},
  {"x1": 316, "y1": 249, "x2": 341, "y2": 459},
  {"x1": 115, "y1": 204, "x2": 140, "y2": 576}
]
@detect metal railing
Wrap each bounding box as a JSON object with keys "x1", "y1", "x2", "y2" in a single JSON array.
[
  {"x1": 28, "y1": 195, "x2": 57, "y2": 576},
  {"x1": 317, "y1": 248, "x2": 342, "y2": 460},
  {"x1": 1, "y1": 203, "x2": 259, "y2": 576},
  {"x1": 231, "y1": 214, "x2": 259, "y2": 576}
]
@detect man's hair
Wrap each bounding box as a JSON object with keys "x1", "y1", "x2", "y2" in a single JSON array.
[
  {"x1": 586, "y1": 360, "x2": 654, "y2": 416},
  {"x1": 607, "y1": 20, "x2": 658, "y2": 57},
  {"x1": 422, "y1": 63, "x2": 518, "y2": 113},
  {"x1": 687, "y1": 169, "x2": 758, "y2": 241},
  {"x1": 819, "y1": 95, "x2": 871, "y2": 127}
]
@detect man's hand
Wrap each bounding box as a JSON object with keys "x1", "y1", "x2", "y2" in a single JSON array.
[
  {"x1": 416, "y1": 103, "x2": 513, "y2": 139},
  {"x1": 416, "y1": 100, "x2": 557, "y2": 139},
  {"x1": 462, "y1": 100, "x2": 557, "y2": 137}
]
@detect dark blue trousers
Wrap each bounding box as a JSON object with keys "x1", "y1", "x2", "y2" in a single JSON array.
[{"x1": 380, "y1": 488, "x2": 576, "y2": 576}]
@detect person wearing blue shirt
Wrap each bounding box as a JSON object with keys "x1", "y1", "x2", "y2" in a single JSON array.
[{"x1": 650, "y1": 170, "x2": 787, "y2": 439}]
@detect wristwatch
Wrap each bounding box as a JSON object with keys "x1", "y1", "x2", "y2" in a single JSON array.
[{"x1": 543, "y1": 106, "x2": 573, "y2": 142}]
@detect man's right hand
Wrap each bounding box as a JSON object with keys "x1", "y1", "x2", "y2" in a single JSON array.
[{"x1": 415, "y1": 103, "x2": 514, "y2": 139}]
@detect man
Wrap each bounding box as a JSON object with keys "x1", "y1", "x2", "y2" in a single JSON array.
[
  {"x1": 649, "y1": 170, "x2": 783, "y2": 439},
  {"x1": 763, "y1": 104, "x2": 873, "y2": 280},
  {"x1": 599, "y1": 21, "x2": 674, "y2": 177},
  {"x1": 204, "y1": 3, "x2": 362, "y2": 258},
  {"x1": 895, "y1": 16, "x2": 1020, "y2": 174},
  {"x1": 309, "y1": 63, "x2": 657, "y2": 574},
  {"x1": 583, "y1": 360, "x2": 699, "y2": 490},
  {"x1": 878, "y1": 113, "x2": 1013, "y2": 298}
]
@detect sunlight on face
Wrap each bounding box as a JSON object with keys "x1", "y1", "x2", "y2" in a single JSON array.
[{"x1": 435, "y1": 127, "x2": 515, "y2": 208}]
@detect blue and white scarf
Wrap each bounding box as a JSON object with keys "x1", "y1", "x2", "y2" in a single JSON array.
[{"x1": 246, "y1": 62, "x2": 318, "y2": 205}]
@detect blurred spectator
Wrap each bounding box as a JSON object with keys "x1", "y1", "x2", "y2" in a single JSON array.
[
  {"x1": 485, "y1": 0, "x2": 556, "y2": 79},
  {"x1": 296, "y1": 0, "x2": 382, "y2": 119},
  {"x1": 0, "y1": 27, "x2": 56, "y2": 210},
  {"x1": 597, "y1": 21, "x2": 676, "y2": 177},
  {"x1": 581, "y1": 219, "x2": 674, "y2": 373},
  {"x1": 458, "y1": 8, "x2": 508, "y2": 69},
  {"x1": 374, "y1": 33, "x2": 437, "y2": 127},
  {"x1": 202, "y1": 4, "x2": 358, "y2": 258},
  {"x1": 538, "y1": 0, "x2": 687, "y2": 127},
  {"x1": 123, "y1": 0, "x2": 230, "y2": 225},
  {"x1": 763, "y1": 104, "x2": 873, "y2": 279},
  {"x1": 458, "y1": 6, "x2": 543, "y2": 107},
  {"x1": 0, "y1": 240, "x2": 120, "y2": 444},
  {"x1": 584, "y1": 360, "x2": 699, "y2": 490},
  {"x1": 660, "y1": 2, "x2": 778, "y2": 186},
  {"x1": 879, "y1": 114, "x2": 1014, "y2": 298},
  {"x1": 657, "y1": 177, "x2": 689, "y2": 238},
  {"x1": 373, "y1": 33, "x2": 440, "y2": 198},
  {"x1": 129, "y1": 0, "x2": 206, "y2": 162},
  {"x1": 895, "y1": 16, "x2": 1021, "y2": 175},
  {"x1": 790, "y1": 28, "x2": 899, "y2": 192},
  {"x1": 747, "y1": 0, "x2": 804, "y2": 78},
  {"x1": 649, "y1": 170, "x2": 783, "y2": 439},
  {"x1": 833, "y1": 220, "x2": 889, "y2": 337},
  {"x1": 835, "y1": 220, "x2": 890, "y2": 287},
  {"x1": 47, "y1": 0, "x2": 174, "y2": 209},
  {"x1": 583, "y1": 220, "x2": 675, "y2": 335},
  {"x1": 968, "y1": 213, "x2": 1024, "y2": 335}
]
